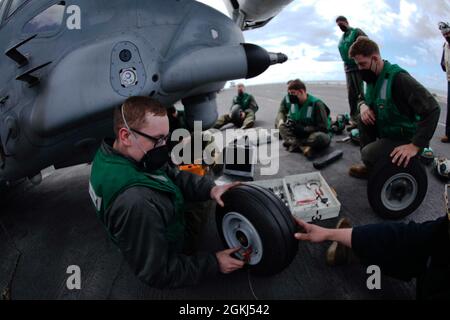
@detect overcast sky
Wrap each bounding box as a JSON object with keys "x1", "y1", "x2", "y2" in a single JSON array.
[{"x1": 199, "y1": 0, "x2": 449, "y2": 93}]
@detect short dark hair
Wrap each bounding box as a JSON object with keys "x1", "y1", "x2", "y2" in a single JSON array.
[
  {"x1": 349, "y1": 36, "x2": 380, "y2": 58},
  {"x1": 336, "y1": 16, "x2": 348, "y2": 23},
  {"x1": 114, "y1": 96, "x2": 167, "y2": 137},
  {"x1": 288, "y1": 79, "x2": 307, "y2": 92},
  {"x1": 287, "y1": 78, "x2": 300, "y2": 85}
]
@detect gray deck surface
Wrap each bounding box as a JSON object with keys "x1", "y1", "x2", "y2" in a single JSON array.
[{"x1": 1, "y1": 83, "x2": 449, "y2": 300}]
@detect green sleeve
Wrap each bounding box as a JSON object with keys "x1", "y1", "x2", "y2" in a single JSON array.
[
  {"x1": 356, "y1": 28, "x2": 367, "y2": 38},
  {"x1": 277, "y1": 98, "x2": 288, "y2": 123},
  {"x1": 392, "y1": 73, "x2": 441, "y2": 149},
  {"x1": 312, "y1": 101, "x2": 330, "y2": 133},
  {"x1": 167, "y1": 165, "x2": 216, "y2": 202},
  {"x1": 248, "y1": 94, "x2": 259, "y2": 111},
  {"x1": 106, "y1": 187, "x2": 219, "y2": 289},
  {"x1": 280, "y1": 98, "x2": 288, "y2": 112}
]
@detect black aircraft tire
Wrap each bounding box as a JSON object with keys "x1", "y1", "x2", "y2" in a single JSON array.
[
  {"x1": 230, "y1": 105, "x2": 244, "y2": 128},
  {"x1": 247, "y1": 185, "x2": 298, "y2": 265},
  {"x1": 368, "y1": 156, "x2": 428, "y2": 220},
  {"x1": 216, "y1": 184, "x2": 298, "y2": 276}
]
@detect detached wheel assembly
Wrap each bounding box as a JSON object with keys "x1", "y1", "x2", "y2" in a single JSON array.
[
  {"x1": 230, "y1": 104, "x2": 244, "y2": 127},
  {"x1": 216, "y1": 184, "x2": 298, "y2": 276},
  {"x1": 368, "y1": 156, "x2": 428, "y2": 220}
]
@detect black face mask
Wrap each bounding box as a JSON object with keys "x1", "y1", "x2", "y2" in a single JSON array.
[
  {"x1": 359, "y1": 59, "x2": 378, "y2": 84},
  {"x1": 288, "y1": 94, "x2": 300, "y2": 104},
  {"x1": 238, "y1": 91, "x2": 244, "y2": 97},
  {"x1": 139, "y1": 145, "x2": 169, "y2": 172},
  {"x1": 339, "y1": 25, "x2": 349, "y2": 32},
  {"x1": 120, "y1": 104, "x2": 169, "y2": 172}
]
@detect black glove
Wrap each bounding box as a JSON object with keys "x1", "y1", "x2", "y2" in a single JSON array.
[
  {"x1": 285, "y1": 119, "x2": 295, "y2": 128},
  {"x1": 294, "y1": 124, "x2": 310, "y2": 138}
]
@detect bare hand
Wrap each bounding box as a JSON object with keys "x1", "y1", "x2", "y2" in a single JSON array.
[
  {"x1": 294, "y1": 218, "x2": 330, "y2": 243},
  {"x1": 390, "y1": 143, "x2": 420, "y2": 168},
  {"x1": 360, "y1": 103, "x2": 376, "y2": 126},
  {"x1": 216, "y1": 248, "x2": 245, "y2": 274},
  {"x1": 210, "y1": 182, "x2": 241, "y2": 207}
]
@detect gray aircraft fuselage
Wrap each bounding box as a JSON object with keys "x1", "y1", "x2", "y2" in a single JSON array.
[{"x1": 0, "y1": 0, "x2": 288, "y2": 186}]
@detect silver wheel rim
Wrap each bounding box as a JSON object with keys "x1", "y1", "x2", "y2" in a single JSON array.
[
  {"x1": 222, "y1": 212, "x2": 263, "y2": 265},
  {"x1": 380, "y1": 173, "x2": 418, "y2": 212}
]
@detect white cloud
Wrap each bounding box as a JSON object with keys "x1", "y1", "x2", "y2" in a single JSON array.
[
  {"x1": 395, "y1": 55, "x2": 418, "y2": 67},
  {"x1": 253, "y1": 35, "x2": 345, "y2": 84},
  {"x1": 197, "y1": 0, "x2": 229, "y2": 16},
  {"x1": 398, "y1": 0, "x2": 418, "y2": 34},
  {"x1": 296, "y1": 0, "x2": 396, "y2": 36},
  {"x1": 198, "y1": 0, "x2": 449, "y2": 91},
  {"x1": 413, "y1": 45, "x2": 428, "y2": 58},
  {"x1": 255, "y1": 36, "x2": 291, "y2": 48}
]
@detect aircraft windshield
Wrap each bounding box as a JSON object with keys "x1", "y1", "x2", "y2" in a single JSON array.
[{"x1": 22, "y1": 2, "x2": 66, "y2": 35}]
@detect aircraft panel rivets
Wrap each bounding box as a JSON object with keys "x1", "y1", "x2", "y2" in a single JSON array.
[{"x1": 119, "y1": 68, "x2": 138, "y2": 88}]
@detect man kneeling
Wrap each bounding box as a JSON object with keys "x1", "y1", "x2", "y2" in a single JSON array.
[
  {"x1": 89, "y1": 97, "x2": 244, "y2": 289},
  {"x1": 347, "y1": 37, "x2": 440, "y2": 179}
]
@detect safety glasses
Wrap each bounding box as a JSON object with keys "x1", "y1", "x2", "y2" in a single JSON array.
[{"x1": 130, "y1": 128, "x2": 169, "y2": 147}]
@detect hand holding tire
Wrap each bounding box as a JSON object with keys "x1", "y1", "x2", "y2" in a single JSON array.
[
  {"x1": 390, "y1": 143, "x2": 420, "y2": 168},
  {"x1": 294, "y1": 218, "x2": 330, "y2": 243},
  {"x1": 215, "y1": 248, "x2": 245, "y2": 274},
  {"x1": 211, "y1": 182, "x2": 241, "y2": 207}
]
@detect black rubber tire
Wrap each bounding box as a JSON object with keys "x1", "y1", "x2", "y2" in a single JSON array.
[
  {"x1": 216, "y1": 184, "x2": 298, "y2": 276},
  {"x1": 368, "y1": 156, "x2": 428, "y2": 220},
  {"x1": 230, "y1": 105, "x2": 244, "y2": 127}
]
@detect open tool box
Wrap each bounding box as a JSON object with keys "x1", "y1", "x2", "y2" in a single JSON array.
[{"x1": 248, "y1": 172, "x2": 341, "y2": 222}]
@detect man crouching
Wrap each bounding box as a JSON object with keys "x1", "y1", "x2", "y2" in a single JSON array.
[{"x1": 89, "y1": 96, "x2": 244, "y2": 289}]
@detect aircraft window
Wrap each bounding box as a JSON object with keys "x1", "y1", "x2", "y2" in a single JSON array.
[
  {"x1": 7, "y1": 0, "x2": 28, "y2": 18},
  {"x1": 22, "y1": 2, "x2": 66, "y2": 35}
]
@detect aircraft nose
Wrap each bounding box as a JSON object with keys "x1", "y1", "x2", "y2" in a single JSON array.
[
  {"x1": 162, "y1": 43, "x2": 288, "y2": 93},
  {"x1": 242, "y1": 43, "x2": 288, "y2": 78},
  {"x1": 269, "y1": 52, "x2": 288, "y2": 64}
]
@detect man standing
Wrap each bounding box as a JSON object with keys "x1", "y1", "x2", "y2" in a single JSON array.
[
  {"x1": 347, "y1": 37, "x2": 440, "y2": 179},
  {"x1": 336, "y1": 16, "x2": 367, "y2": 128},
  {"x1": 277, "y1": 79, "x2": 331, "y2": 158},
  {"x1": 214, "y1": 83, "x2": 258, "y2": 129},
  {"x1": 440, "y1": 22, "x2": 450, "y2": 143},
  {"x1": 89, "y1": 97, "x2": 244, "y2": 289}
]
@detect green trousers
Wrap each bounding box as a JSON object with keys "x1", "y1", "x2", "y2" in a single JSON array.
[
  {"x1": 346, "y1": 70, "x2": 364, "y2": 123},
  {"x1": 358, "y1": 117, "x2": 409, "y2": 169},
  {"x1": 279, "y1": 124, "x2": 331, "y2": 151},
  {"x1": 214, "y1": 110, "x2": 256, "y2": 129}
]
